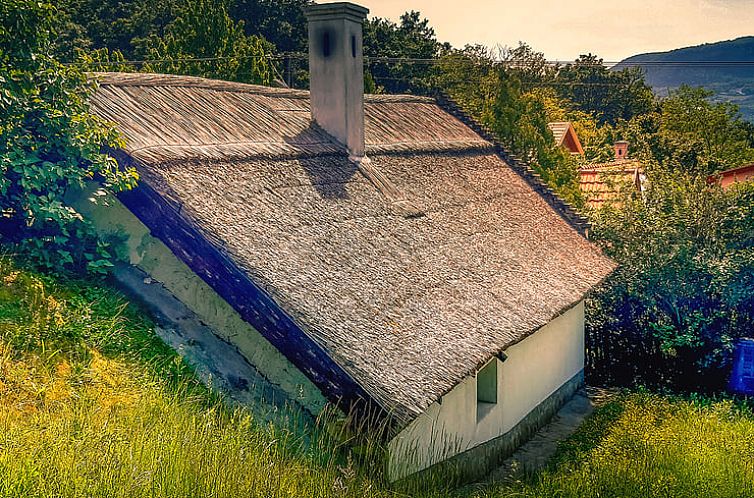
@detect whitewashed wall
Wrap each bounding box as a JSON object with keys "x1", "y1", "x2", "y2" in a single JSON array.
[
  {"x1": 70, "y1": 185, "x2": 328, "y2": 414},
  {"x1": 388, "y1": 301, "x2": 585, "y2": 480}
]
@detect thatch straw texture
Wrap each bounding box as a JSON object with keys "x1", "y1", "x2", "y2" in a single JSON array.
[
  {"x1": 91, "y1": 72, "x2": 614, "y2": 424},
  {"x1": 91, "y1": 72, "x2": 490, "y2": 164}
]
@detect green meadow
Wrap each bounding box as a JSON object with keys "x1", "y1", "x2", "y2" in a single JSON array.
[{"x1": 1, "y1": 257, "x2": 753, "y2": 498}]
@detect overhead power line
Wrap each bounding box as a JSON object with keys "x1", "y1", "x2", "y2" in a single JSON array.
[
  {"x1": 63, "y1": 51, "x2": 754, "y2": 68},
  {"x1": 63, "y1": 53, "x2": 298, "y2": 66}
]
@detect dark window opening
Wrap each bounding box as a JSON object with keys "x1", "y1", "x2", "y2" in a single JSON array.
[
  {"x1": 323, "y1": 31, "x2": 331, "y2": 58},
  {"x1": 351, "y1": 35, "x2": 357, "y2": 58},
  {"x1": 476, "y1": 360, "x2": 497, "y2": 422}
]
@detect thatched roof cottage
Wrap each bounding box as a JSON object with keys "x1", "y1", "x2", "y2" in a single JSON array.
[{"x1": 79, "y1": 2, "x2": 614, "y2": 481}]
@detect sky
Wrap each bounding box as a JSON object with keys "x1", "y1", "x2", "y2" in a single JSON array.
[{"x1": 332, "y1": 0, "x2": 754, "y2": 62}]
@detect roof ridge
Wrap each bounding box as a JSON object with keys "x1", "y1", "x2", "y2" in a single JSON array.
[
  {"x1": 93, "y1": 72, "x2": 436, "y2": 104},
  {"x1": 434, "y1": 93, "x2": 591, "y2": 237},
  {"x1": 365, "y1": 94, "x2": 436, "y2": 104},
  {"x1": 580, "y1": 158, "x2": 642, "y2": 171},
  {"x1": 92, "y1": 72, "x2": 311, "y2": 98}
]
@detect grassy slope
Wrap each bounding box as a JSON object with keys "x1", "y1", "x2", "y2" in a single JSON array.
[
  {"x1": 482, "y1": 394, "x2": 754, "y2": 498},
  {"x1": 2, "y1": 258, "x2": 754, "y2": 497},
  {"x1": 0, "y1": 258, "x2": 399, "y2": 498}
]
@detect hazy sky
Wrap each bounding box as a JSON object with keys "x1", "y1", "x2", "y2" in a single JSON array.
[{"x1": 333, "y1": 0, "x2": 754, "y2": 61}]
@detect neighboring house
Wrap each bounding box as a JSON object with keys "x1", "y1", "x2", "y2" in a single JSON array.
[
  {"x1": 548, "y1": 121, "x2": 584, "y2": 156},
  {"x1": 710, "y1": 163, "x2": 754, "y2": 190},
  {"x1": 76, "y1": 2, "x2": 615, "y2": 481},
  {"x1": 579, "y1": 142, "x2": 645, "y2": 209}
]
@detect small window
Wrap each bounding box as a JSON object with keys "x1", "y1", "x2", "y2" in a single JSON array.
[
  {"x1": 322, "y1": 31, "x2": 331, "y2": 58},
  {"x1": 477, "y1": 360, "x2": 497, "y2": 421},
  {"x1": 351, "y1": 35, "x2": 357, "y2": 58}
]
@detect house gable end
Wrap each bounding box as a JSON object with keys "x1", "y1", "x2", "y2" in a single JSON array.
[{"x1": 562, "y1": 126, "x2": 584, "y2": 155}]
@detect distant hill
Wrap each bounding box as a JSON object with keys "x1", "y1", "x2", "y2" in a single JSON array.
[{"x1": 614, "y1": 37, "x2": 754, "y2": 122}]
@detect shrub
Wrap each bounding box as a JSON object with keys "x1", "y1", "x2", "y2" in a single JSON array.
[
  {"x1": 0, "y1": 0, "x2": 138, "y2": 275},
  {"x1": 587, "y1": 173, "x2": 754, "y2": 390},
  {"x1": 139, "y1": 0, "x2": 274, "y2": 85}
]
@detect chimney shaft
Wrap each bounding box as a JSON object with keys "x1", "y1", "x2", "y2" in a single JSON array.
[
  {"x1": 614, "y1": 141, "x2": 629, "y2": 160},
  {"x1": 304, "y1": 2, "x2": 369, "y2": 158}
]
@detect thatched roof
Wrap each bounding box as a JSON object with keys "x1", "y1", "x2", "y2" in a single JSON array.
[{"x1": 92, "y1": 72, "x2": 615, "y2": 425}]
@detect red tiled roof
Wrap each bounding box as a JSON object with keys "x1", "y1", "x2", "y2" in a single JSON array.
[
  {"x1": 579, "y1": 160, "x2": 643, "y2": 208},
  {"x1": 711, "y1": 163, "x2": 754, "y2": 189}
]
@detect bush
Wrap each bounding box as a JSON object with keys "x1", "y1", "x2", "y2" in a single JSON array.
[
  {"x1": 139, "y1": 0, "x2": 274, "y2": 85},
  {"x1": 0, "y1": 0, "x2": 138, "y2": 275},
  {"x1": 587, "y1": 173, "x2": 754, "y2": 390}
]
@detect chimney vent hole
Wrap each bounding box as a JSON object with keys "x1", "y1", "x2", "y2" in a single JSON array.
[{"x1": 323, "y1": 31, "x2": 331, "y2": 58}]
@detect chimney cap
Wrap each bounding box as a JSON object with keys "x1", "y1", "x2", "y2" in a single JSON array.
[{"x1": 304, "y1": 2, "x2": 369, "y2": 22}]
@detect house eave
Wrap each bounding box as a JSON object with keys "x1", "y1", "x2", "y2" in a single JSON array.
[{"x1": 108, "y1": 148, "x2": 395, "y2": 425}]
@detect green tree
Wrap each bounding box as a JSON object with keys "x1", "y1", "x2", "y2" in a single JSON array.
[
  {"x1": 555, "y1": 54, "x2": 654, "y2": 125},
  {"x1": 228, "y1": 0, "x2": 310, "y2": 86},
  {"x1": 435, "y1": 44, "x2": 498, "y2": 116},
  {"x1": 75, "y1": 47, "x2": 135, "y2": 72},
  {"x1": 54, "y1": 0, "x2": 180, "y2": 61},
  {"x1": 439, "y1": 45, "x2": 584, "y2": 207},
  {"x1": 229, "y1": 0, "x2": 310, "y2": 54},
  {"x1": 584, "y1": 85, "x2": 754, "y2": 391},
  {"x1": 1, "y1": 0, "x2": 138, "y2": 274},
  {"x1": 620, "y1": 86, "x2": 754, "y2": 175},
  {"x1": 659, "y1": 86, "x2": 754, "y2": 173},
  {"x1": 141, "y1": 0, "x2": 274, "y2": 84},
  {"x1": 500, "y1": 43, "x2": 556, "y2": 93},
  {"x1": 363, "y1": 11, "x2": 447, "y2": 95},
  {"x1": 589, "y1": 173, "x2": 754, "y2": 389}
]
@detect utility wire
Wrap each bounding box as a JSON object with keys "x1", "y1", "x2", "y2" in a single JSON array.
[
  {"x1": 63, "y1": 51, "x2": 754, "y2": 67},
  {"x1": 70, "y1": 53, "x2": 754, "y2": 89},
  {"x1": 63, "y1": 53, "x2": 296, "y2": 66}
]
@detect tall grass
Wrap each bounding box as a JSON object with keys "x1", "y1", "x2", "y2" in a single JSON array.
[
  {"x1": 480, "y1": 394, "x2": 754, "y2": 498},
  {"x1": 0, "y1": 259, "x2": 400, "y2": 497},
  {"x1": 2, "y1": 256, "x2": 754, "y2": 497}
]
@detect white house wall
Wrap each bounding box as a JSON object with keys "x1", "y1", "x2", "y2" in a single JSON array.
[
  {"x1": 70, "y1": 185, "x2": 328, "y2": 414},
  {"x1": 388, "y1": 301, "x2": 585, "y2": 480}
]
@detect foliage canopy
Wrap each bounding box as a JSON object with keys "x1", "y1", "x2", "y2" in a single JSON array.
[
  {"x1": 0, "y1": 0, "x2": 137, "y2": 274},
  {"x1": 141, "y1": 0, "x2": 274, "y2": 84},
  {"x1": 6, "y1": 0, "x2": 754, "y2": 391}
]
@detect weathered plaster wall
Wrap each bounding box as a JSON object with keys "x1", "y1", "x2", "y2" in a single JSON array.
[
  {"x1": 388, "y1": 301, "x2": 585, "y2": 480},
  {"x1": 70, "y1": 185, "x2": 327, "y2": 414}
]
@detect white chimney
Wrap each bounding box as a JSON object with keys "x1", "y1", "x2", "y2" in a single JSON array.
[{"x1": 304, "y1": 2, "x2": 369, "y2": 158}]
